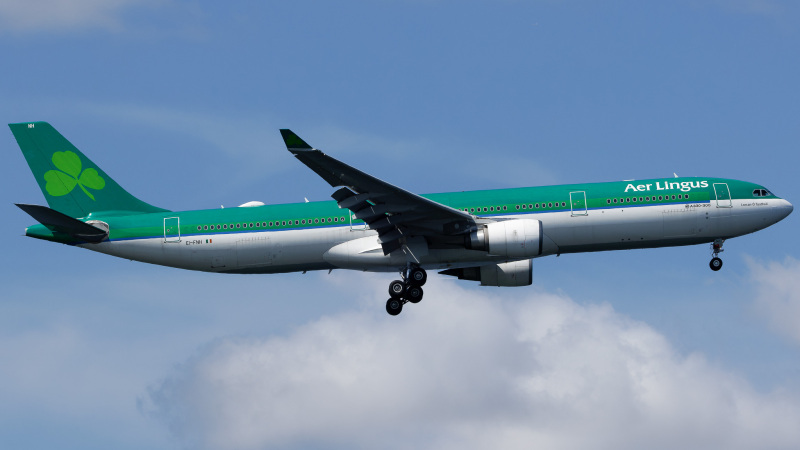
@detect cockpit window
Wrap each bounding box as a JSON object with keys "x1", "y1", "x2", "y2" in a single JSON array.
[{"x1": 753, "y1": 189, "x2": 771, "y2": 197}]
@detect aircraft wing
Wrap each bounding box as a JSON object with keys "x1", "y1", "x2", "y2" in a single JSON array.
[{"x1": 281, "y1": 129, "x2": 476, "y2": 255}]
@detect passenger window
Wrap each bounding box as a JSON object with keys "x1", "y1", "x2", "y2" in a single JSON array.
[
  {"x1": 548, "y1": 203, "x2": 553, "y2": 208},
  {"x1": 607, "y1": 199, "x2": 611, "y2": 204},
  {"x1": 223, "y1": 224, "x2": 227, "y2": 229},
  {"x1": 614, "y1": 198, "x2": 618, "y2": 203}
]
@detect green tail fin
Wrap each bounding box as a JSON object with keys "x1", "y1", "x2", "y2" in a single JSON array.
[{"x1": 10, "y1": 121, "x2": 168, "y2": 218}]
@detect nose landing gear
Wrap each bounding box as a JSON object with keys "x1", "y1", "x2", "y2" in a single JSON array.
[
  {"x1": 709, "y1": 239, "x2": 725, "y2": 271},
  {"x1": 385, "y1": 265, "x2": 427, "y2": 316}
]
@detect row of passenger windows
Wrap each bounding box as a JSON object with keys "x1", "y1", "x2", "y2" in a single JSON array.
[
  {"x1": 607, "y1": 194, "x2": 689, "y2": 204},
  {"x1": 461, "y1": 205, "x2": 508, "y2": 213},
  {"x1": 516, "y1": 202, "x2": 566, "y2": 210},
  {"x1": 458, "y1": 202, "x2": 568, "y2": 214},
  {"x1": 195, "y1": 216, "x2": 347, "y2": 232},
  {"x1": 193, "y1": 192, "x2": 700, "y2": 231},
  {"x1": 457, "y1": 194, "x2": 694, "y2": 216}
]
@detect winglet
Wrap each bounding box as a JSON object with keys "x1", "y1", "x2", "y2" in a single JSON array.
[{"x1": 280, "y1": 129, "x2": 313, "y2": 151}]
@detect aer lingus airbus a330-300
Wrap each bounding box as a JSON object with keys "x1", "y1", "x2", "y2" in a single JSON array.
[{"x1": 11, "y1": 122, "x2": 793, "y2": 315}]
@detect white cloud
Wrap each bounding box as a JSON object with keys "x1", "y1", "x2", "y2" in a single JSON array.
[
  {"x1": 144, "y1": 276, "x2": 800, "y2": 450},
  {"x1": 0, "y1": 0, "x2": 159, "y2": 33},
  {"x1": 749, "y1": 256, "x2": 800, "y2": 345}
]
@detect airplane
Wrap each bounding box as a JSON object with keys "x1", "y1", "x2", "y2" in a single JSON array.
[{"x1": 11, "y1": 122, "x2": 793, "y2": 316}]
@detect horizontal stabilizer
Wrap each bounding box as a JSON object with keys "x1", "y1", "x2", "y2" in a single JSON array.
[{"x1": 16, "y1": 203, "x2": 108, "y2": 243}]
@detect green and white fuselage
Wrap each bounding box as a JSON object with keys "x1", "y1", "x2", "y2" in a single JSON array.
[
  {"x1": 11, "y1": 122, "x2": 792, "y2": 314},
  {"x1": 24, "y1": 176, "x2": 791, "y2": 273}
]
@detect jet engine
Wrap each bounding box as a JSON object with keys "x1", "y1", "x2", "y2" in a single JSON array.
[
  {"x1": 466, "y1": 219, "x2": 557, "y2": 258},
  {"x1": 440, "y1": 260, "x2": 532, "y2": 286}
]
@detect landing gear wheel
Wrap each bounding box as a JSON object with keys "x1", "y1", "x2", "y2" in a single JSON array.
[
  {"x1": 408, "y1": 267, "x2": 427, "y2": 286},
  {"x1": 709, "y1": 239, "x2": 725, "y2": 271},
  {"x1": 388, "y1": 280, "x2": 405, "y2": 298},
  {"x1": 386, "y1": 298, "x2": 403, "y2": 316},
  {"x1": 405, "y1": 286, "x2": 423, "y2": 304}
]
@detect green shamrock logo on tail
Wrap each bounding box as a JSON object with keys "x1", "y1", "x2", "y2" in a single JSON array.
[{"x1": 44, "y1": 151, "x2": 105, "y2": 200}]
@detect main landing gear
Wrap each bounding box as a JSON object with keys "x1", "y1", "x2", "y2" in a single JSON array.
[
  {"x1": 709, "y1": 238, "x2": 725, "y2": 271},
  {"x1": 385, "y1": 266, "x2": 427, "y2": 316}
]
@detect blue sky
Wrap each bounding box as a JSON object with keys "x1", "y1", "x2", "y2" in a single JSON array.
[{"x1": 2, "y1": 1, "x2": 800, "y2": 449}]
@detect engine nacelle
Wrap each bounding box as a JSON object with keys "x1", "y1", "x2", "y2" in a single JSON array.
[
  {"x1": 466, "y1": 219, "x2": 557, "y2": 258},
  {"x1": 441, "y1": 260, "x2": 532, "y2": 286}
]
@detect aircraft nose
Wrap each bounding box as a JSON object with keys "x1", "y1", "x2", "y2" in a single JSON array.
[{"x1": 776, "y1": 199, "x2": 793, "y2": 221}]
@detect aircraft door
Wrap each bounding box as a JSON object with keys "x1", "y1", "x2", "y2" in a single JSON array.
[
  {"x1": 350, "y1": 213, "x2": 367, "y2": 231},
  {"x1": 570, "y1": 191, "x2": 588, "y2": 216},
  {"x1": 713, "y1": 183, "x2": 732, "y2": 208},
  {"x1": 164, "y1": 217, "x2": 181, "y2": 242}
]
